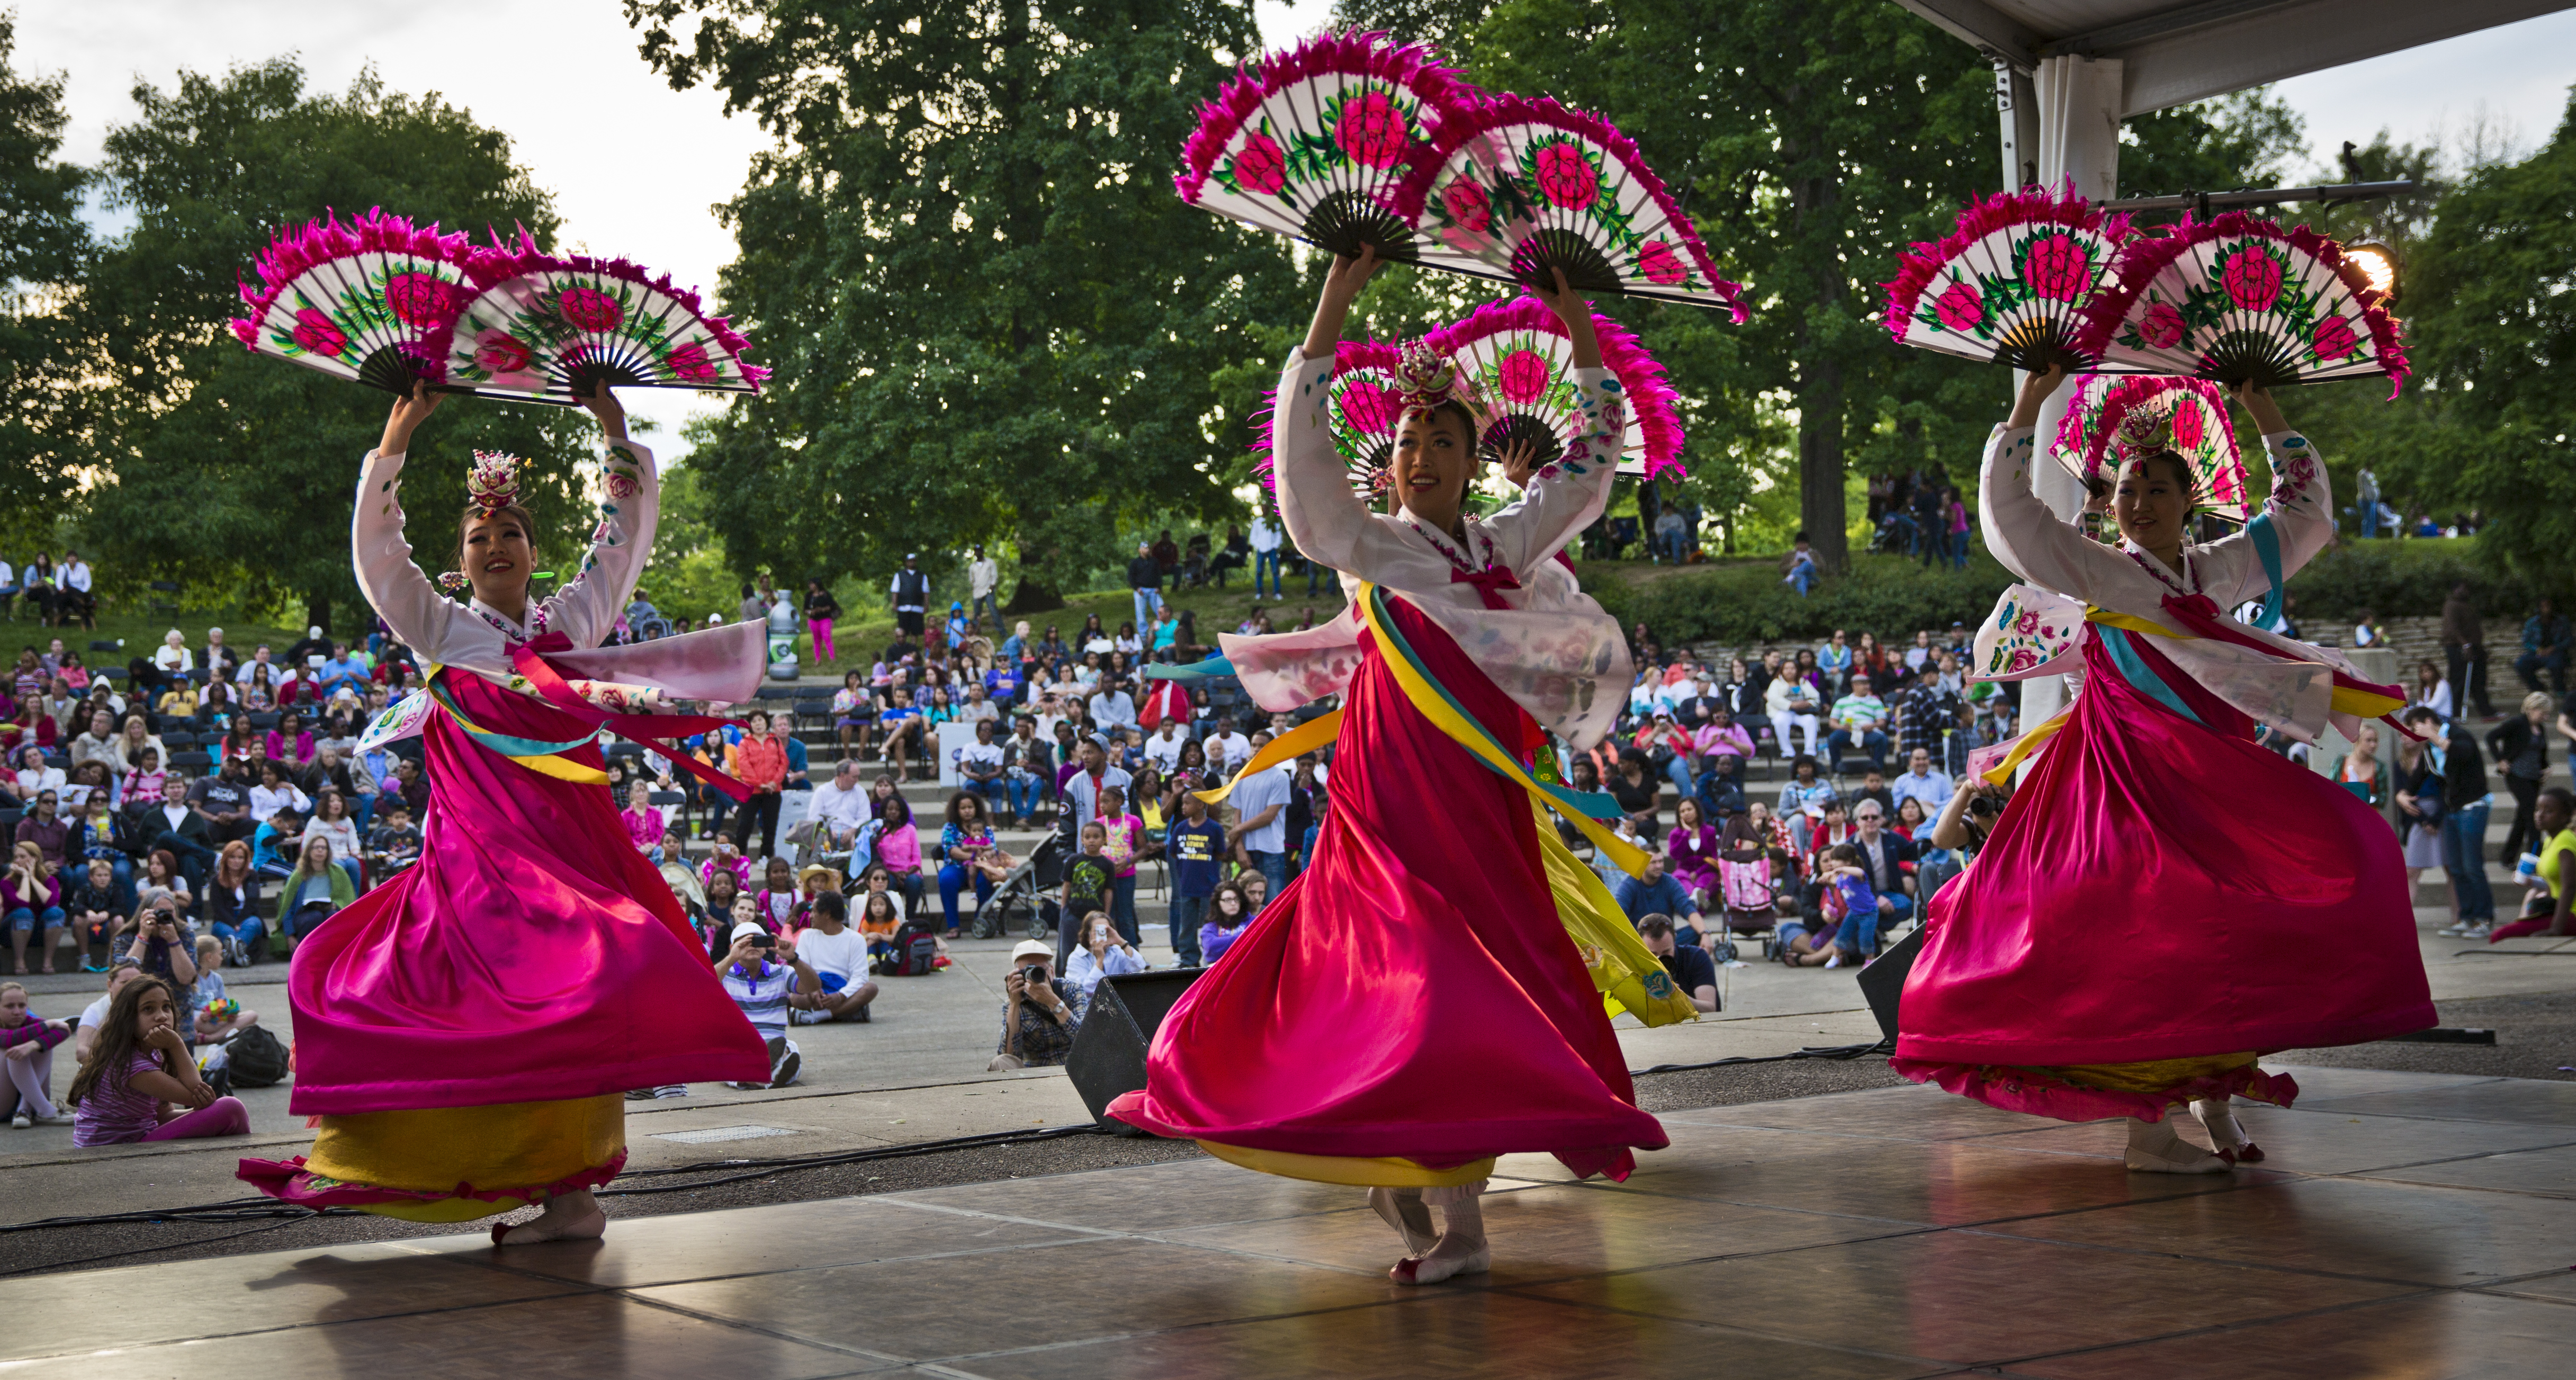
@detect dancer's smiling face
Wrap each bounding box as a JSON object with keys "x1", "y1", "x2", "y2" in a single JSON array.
[
  {"x1": 2112, "y1": 452, "x2": 2191, "y2": 557},
  {"x1": 460, "y1": 508, "x2": 536, "y2": 610},
  {"x1": 1392, "y1": 403, "x2": 1476, "y2": 529}
]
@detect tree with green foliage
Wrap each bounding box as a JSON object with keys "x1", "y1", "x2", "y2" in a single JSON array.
[
  {"x1": 623, "y1": 0, "x2": 1304, "y2": 611},
  {"x1": 0, "y1": 14, "x2": 90, "y2": 526},
  {"x1": 71, "y1": 61, "x2": 595, "y2": 633}
]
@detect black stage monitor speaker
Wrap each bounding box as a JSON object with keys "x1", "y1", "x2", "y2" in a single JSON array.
[
  {"x1": 1065, "y1": 968, "x2": 1205, "y2": 1135},
  {"x1": 1854, "y1": 924, "x2": 1925, "y2": 1046}
]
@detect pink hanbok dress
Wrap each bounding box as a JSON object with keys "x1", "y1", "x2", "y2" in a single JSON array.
[
  {"x1": 1108, "y1": 350, "x2": 1668, "y2": 1186},
  {"x1": 1893, "y1": 422, "x2": 2433, "y2": 1122},
  {"x1": 239, "y1": 437, "x2": 771, "y2": 1221}
]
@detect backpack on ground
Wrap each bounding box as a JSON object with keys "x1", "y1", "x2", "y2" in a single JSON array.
[
  {"x1": 878, "y1": 920, "x2": 942, "y2": 977},
  {"x1": 225, "y1": 1024, "x2": 292, "y2": 1088}
]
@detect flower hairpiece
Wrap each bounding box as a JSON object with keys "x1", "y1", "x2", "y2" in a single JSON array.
[
  {"x1": 2111, "y1": 406, "x2": 2174, "y2": 455},
  {"x1": 465, "y1": 450, "x2": 527, "y2": 517},
  {"x1": 1392, "y1": 337, "x2": 1489, "y2": 419}
]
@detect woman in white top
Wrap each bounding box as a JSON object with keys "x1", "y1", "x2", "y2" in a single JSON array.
[
  {"x1": 1109, "y1": 254, "x2": 1666, "y2": 1286},
  {"x1": 151, "y1": 631, "x2": 193, "y2": 679}
]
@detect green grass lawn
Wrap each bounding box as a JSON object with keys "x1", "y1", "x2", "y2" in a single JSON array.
[{"x1": 4, "y1": 598, "x2": 311, "y2": 677}]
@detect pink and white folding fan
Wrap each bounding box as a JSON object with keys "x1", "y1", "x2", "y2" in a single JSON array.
[
  {"x1": 1395, "y1": 95, "x2": 1746, "y2": 317},
  {"x1": 1882, "y1": 181, "x2": 2131, "y2": 371},
  {"x1": 229, "y1": 208, "x2": 473, "y2": 392},
  {"x1": 1175, "y1": 31, "x2": 1471, "y2": 262},
  {"x1": 2080, "y1": 213, "x2": 2409, "y2": 394},
  {"x1": 2052, "y1": 374, "x2": 2251, "y2": 524},
  {"x1": 429, "y1": 234, "x2": 768, "y2": 404},
  {"x1": 1426, "y1": 295, "x2": 1686, "y2": 480},
  {"x1": 1253, "y1": 339, "x2": 1406, "y2": 502}
]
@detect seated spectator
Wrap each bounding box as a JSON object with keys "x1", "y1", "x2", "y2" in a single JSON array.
[
  {"x1": 318, "y1": 643, "x2": 370, "y2": 699},
  {"x1": 302, "y1": 790, "x2": 363, "y2": 886},
  {"x1": 1799, "y1": 843, "x2": 1876, "y2": 968},
  {"x1": 1199, "y1": 880, "x2": 1253, "y2": 964},
  {"x1": 988, "y1": 938, "x2": 1078, "y2": 1071},
  {"x1": 123, "y1": 747, "x2": 168, "y2": 807},
  {"x1": 786, "y1": 891, "x2": 878, "y2": 1025},
  {"x1": 14, "y1": 783, "x2": 71, "y2": 872},
  {"x1": 248, "y1": 759, "x2": 311, "y2": 828},
  {"x1": 6, "y1": 839, "x2": 63, "y2": 976},
  {"x1": 698, "y1": 870, "x2": 745, "y2": 960},
  {"x1": 1612, "y1": 850, "x2": 1706, "y2": 945},
  {"x1": 875, "y1": 794, "x2": 927, "y2": 917},
  {"x1": 1824, "y1": 673, "x2": 1892, "y2": 773},
  {"x1": 1801, "y1": 799, "x2": 1857, "y2": 880},
  {"x1": 187, "y1": 935, "x2": 257, "y2": 1042},
  {"x1": 68, "y1": 975, "x2": 249, "y2": 1146},
  {"x1": 1666, "y1": 798, "x2": 1723, "y2": 908},
  {"x1": 1848, "y1": 799, "x2": 1917, "y2": 953},
  {"x1": 7, "y1": 742, "x2": 65, "y2": 810},
  {"x1": 1608, "y1": 750, "x2": 1663, "y2": 832},
  {"x1": 937, "y1": 791, "x2": 1012, "y2": 936},
  {"x1": 73, "y1": 958, "x2": 141, "y2": 1071},
  {"x1": 276, "y1": 837, "x2": 356, "y2": 946},
  {"x1": 66, "y1": 857, "x2": 121, "y2": 972},
  {"x1": 201, "y1": 842, "x2": 263, "y2": 967},
  {"x1": 1635, "y1": 914, "x2": 1718, "y2": 1012},
  {"x1": 250, "y1": 806, "x2": 305, "y2": 881},
  {"x1": 121, "y1": 892, "x2": 198, "y2": 1012},
  {"x1": 956, "y1": 716, "x2": 1008, "y2": 815},
  {"x1": 1064, "y1": 907, "x2": 1147, "y2": 1020},
  {"x1": 699, "y1": 830, "x2": 753, "y2": 892},
  {"x1": 2, "y1": 979, "x2": 75, "y2": 1126},
  {"x1": 852, "y1": 885, "x2": 905, "y2": 962},
  {"x1": 719, "y1": 912, "x2": 812, "y2": 1089},
  {"x1": 750, "y1": 854, "x2": 800, "y2": 931},
  {"x1": 137, "y1": 848, "x2": 192, "y2": 919},
  {"x1": 1850, "y1": 766, "x2": 1895, "y2": 819},
  {"x1": 366, "y1": 802, "x2": 423, "y2": 882}
]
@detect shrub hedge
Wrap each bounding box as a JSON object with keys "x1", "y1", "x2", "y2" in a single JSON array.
[{"x1": 1578, "y1": 534, "x2": 2527, "y2": 648}]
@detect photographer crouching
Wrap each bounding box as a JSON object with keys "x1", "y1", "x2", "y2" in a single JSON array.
[{"x1": 988, "y1": 938, "x2": 1079, "y2": 1071}]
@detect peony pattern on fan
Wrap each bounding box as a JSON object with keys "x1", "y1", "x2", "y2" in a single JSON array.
[
  {"x1": 1397, "y1": 96, "x2": 1746, "y2": 317},
  {"x1": 1177, "y1": 32, "x2": 1467, "y2": 262},
  {"x1": 435, "y1": 248, "x2": 766, "y2": 404},
  {"x1": 2051, "y1": 374, "x2": 2251, "y2": 524},
  {"x1": 1426, "y1": 295, "x2": 1684, "y2": 482},
  {"x1": 2081, "y1": 213, "x2": 2408, "y2": 394},
  {"x1": 1882, "y1": 181, "x2": 2130, "y2": 371},
  {"x1": 230, "y1": 210, "x2": 474, "y2": 393}
]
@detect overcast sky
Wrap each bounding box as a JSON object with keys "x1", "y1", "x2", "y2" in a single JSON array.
[{"x1": 16, "y1": 1, "x2": 2573, "y2": 460}]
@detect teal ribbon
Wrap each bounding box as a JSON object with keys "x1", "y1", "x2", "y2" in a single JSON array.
[
  {"x1": 2245, "y1": 511, "x2": 2285, "y2": 630},
  {"x1": 1143, "y1": 654, "x2": 1236, "y2": 682},
  {"x1": 2097, "y1": 626, "x2": 2203, "y2": 727},
  {"x1": 1362, "y1": 586, "x2": 1627, "y2": 822}
]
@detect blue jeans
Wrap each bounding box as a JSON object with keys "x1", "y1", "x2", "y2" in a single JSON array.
[
  {"x1": 1662, "y1": 756, "x2": 1694, "y2": 799},
  {"x1": 1787, "y1": 561, "x2": 1816, "y2": 596},
  {"x1": 1952, "y1": 530, "x2": 1970, "y2": 569},
  {"x1": 1838, "y1": 892, "x2": 1911, "y2": 956},
  {"x1": 211, "y1": 914, "x2": 265, "y2": 953},
  {"x1": 1247, "y1": 849, "x2": 1289, "y2": 904},
  {"x1": 1004, "y1": 775, "x2": 1043, "y2": 821},
  {"x1": 1110, "y1": 875, "x2": 1139, "y2": 945},
  {"x1": 2440, "y1": 804, "x2": 2494, "y2": 921},
  {"x1": 2359, "y1": 503, "x2": 2380, "y2": 539},
  {"x1": 1254, "y1": 549, "x2": 1282, "y2": 597},
  {"x1": 1171, "y1": 892, "x2": 1207, "y2": 964},
  {"x1": 6, "y1": 906, "x2": 64, "y2": 935},
  {"x1": 938, "y1": 864, "x2": 994, "y2": 929},
  {"x1": 1824, "y1": 728, "x2": 1890, "y2": 772},
  {"x1": 965, "y1": 775, "x2": 1009, "y2": 816},
  {"x1": 1306, "y1": 561, "x2": 1327, "y2": 595},
  {"x1": 1133, "y1": 587, "x2": 1164, "y2": 632},
  {"x1": 973, "y1": 592, "x2": 998, "y2": 622}
]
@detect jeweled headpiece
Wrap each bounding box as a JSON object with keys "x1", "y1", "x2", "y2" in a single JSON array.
[
  {"x1": 1392, "y1": 338, "x2": 1489, "y2": 419},
  {"x1": 2111, "y1": 406, "x2": 2174, "y2": 456},
  {"x1": 465, "y1": 450, "x2": 527, "y2": 517}
]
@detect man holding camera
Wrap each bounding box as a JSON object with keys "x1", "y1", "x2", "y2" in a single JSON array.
[
  {"x1": 719, "y1": 921, "x2": 815, "y2": 1090},
  {"x1": 989, "y1": 938, "x2": 1078, "y2": 1071}
]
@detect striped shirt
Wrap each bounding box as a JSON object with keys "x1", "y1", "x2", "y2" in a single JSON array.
[{"x1": 721, "y1": 962, "x2": 794, "y2": 1038}]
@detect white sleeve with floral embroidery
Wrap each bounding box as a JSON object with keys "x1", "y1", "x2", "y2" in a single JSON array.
[
  {"x1": 1978, "y1": 423, "x2": 2330, "y2": 624},
  {"x1": 353, "y1": 438, "x2": 659, "y2": 682},
  {"x1": 1272, "y1": 349, "x2": 1620, "y2": 609}
]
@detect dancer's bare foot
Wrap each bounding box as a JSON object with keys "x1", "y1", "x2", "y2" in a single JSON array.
[
  {"x1": 1389, "y1": 1186, "x2": 1489, "y2": 1285},
  {"x1": 491, "y1": 1189, "x2": 607, "y2": 1245},
  {"x1": 2125, "y1": 1115, "x2": 2230, "y2": 1173},
  {"x1": 1367, "y1": 1187, "x2": 1437, "y2": 1257}
]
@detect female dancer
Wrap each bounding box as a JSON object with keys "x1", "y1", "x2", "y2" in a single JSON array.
[
  {"x1": 1110, "y1": 254, "x2": 1666, "y2": 1283},
  {"x1": 239, "y1": 383, "x2": 770, "y2": 1241},
  {"x1": 1896, "y1": 365, "x2": 2432, "y2": 1171}
]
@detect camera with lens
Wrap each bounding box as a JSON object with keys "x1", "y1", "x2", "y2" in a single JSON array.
[
  {"x1": 1019, "y1": 963, "x2": 1049, "y2": 988},
  {"x1": 1967, "y1": 794, "x2": 2000, "y2": 818}
]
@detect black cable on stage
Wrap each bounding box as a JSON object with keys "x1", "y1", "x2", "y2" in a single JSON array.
[
  {"x1": 0, "y1": 1219, "x2": 301, "y2": 1279},
  {"x1": 1629, "y1": 1038, "x2": 1892, "y2": 1077}
]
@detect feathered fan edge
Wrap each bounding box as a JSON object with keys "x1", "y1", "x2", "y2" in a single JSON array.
[
  {"x1": 1878, "y1": 178, "x2": 2132, "y2": 343},
  {"x1": 1174, "y1": 30, "x2": 1477, "y2": 205}
]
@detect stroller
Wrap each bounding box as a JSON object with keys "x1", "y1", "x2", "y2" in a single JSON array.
[
  {"x1": 971, "y1": 831, "x2": 1067, "y2": 941},
  {"x1": 1716, "y1": 856, "x2": 1787, "y2": 961}
]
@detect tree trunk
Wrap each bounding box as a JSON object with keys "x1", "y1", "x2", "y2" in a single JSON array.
[
  {"x1": 1798, "y1": 361, "x2": 1847, "y2": 573},
  {"x1": 1002, "y1": 579, "x2": 1064, "y2": 615},
  {"x1": 304, "y1": 591, "x2": 332, "y2": 638}
]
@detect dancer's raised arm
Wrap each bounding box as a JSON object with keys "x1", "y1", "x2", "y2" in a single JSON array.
[
  {"x1": 1978, "y1": 364, "x2": 2156, "y2": 609},
  {"x1": 1276, "y1": 249, "x2": 1416, "y2": 578},
  {"x1": 354, "y1": 384, "x2": 462, "y2": 662},
  {"x1": 541, "y1": 384, "x2": 660, "y2": 650},
  {"x1": 1484, "y1": 270, "x2": 1619, "y2": 573},
  {"x1": 2184, "y1": 382, "x2": 2334, "y2": 610}
]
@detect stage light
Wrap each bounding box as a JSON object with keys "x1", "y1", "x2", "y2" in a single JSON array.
[{"x1": 2347, "y1": 242, "x2": 2399, "y2": 299}]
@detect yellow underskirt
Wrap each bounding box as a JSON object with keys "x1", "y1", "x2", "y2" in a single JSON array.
[
  {"x1": 2041, "y1": 1052, "x2": 2260, "y2": 1094},
  {"x1": 1198, "y1": 1141, "x2": 1497, "y2": 1188},
  {"x1": 307, "y1": 1095, "x2": 625, "y2": 1221}
]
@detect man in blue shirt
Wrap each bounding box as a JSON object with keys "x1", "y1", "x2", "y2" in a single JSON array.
[
  {"x1": 1164, "y1": 792, "x2": 1225, "y2": 967},
  {"x1": 1888, "y1": 747, "x2": 1953, "y2": 817},
  {"x1": 1612, "y1": 851, "x2": 1706, "y2": 943},
  {"x1": 317, "y1": 643, "x2": 371, "y2": 699}
]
